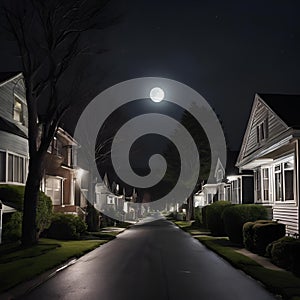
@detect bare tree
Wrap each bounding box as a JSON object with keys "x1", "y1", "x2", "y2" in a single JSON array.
[{"x1": 1, "y1": 0, "x2": 111, "y2": 246}]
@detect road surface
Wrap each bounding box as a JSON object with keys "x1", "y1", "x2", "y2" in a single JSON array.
[{"x1": 22, "y1": 217, "x2": 275, "y2": 300}]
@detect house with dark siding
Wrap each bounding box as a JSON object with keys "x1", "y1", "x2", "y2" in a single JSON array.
[{"x1": 237, "y1": 93, "x2": 300, "y2": 235}]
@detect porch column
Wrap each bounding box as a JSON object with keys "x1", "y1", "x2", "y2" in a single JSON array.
[{"x1": 296, "y1": 139, "x2": 300, "y2": 235}]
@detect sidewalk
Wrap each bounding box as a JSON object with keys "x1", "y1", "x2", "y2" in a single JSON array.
[{"x1": 235, "y1": 248, "x2": 286, "y2": 271}]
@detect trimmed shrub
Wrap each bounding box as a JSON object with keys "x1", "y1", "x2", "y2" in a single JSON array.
[
  {"x1": 289, "y1": 242, "x2": 300, "y2": 276},
  {"x1": 243, "y1": 221, "x2": 255, "y2": 251},
  {"x1": 0, "y1": 185, "x2": 53, "y2": 241},
  {"x1": 243, "y1": 220, "x2": 280, "y2": 252},
  {"x1": 194, "y1": 207, "x2": 202, "y2": 226},
  {"x1": 201, "y1": 205, "x2": 209, "y2": 228},
  {"x1": 206, "y1": 201, "x2": 232, "y2": 236},
  {"x1": 36, "y1": 192, "x2": 53, "y2": 238},
  {"x1": 222, "y1": 204, "x2": 268, "y2": 244},
  {"x1": 252, "y1": 221, "x2": 286, "y2": 255},
  {"x1": 46, "y1": 213, "x2": 87, "y2": 240},
  {"x1": 2, "y1": 211, "x2": 22, "y2": 241},
  {"x1": 267, "y1": 236, "x2": 299, "y2": 270},
  {"x1": 0, "y1": 185, "x2": 24, "y2": 210}
]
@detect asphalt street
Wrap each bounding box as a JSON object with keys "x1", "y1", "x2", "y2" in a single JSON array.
[{"x1": 22, "y1": 217, "x2": 276, "y2": 300}]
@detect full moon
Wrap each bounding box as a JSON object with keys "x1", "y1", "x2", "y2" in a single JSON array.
[{"x1": 150, "y1": 87, "x2": 165, "y2": 102}]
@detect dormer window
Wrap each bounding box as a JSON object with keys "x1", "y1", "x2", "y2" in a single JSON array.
[
  {"x1": 13, "y1": 95, "x2": 24, "y2": 125},
  {"x1": 256, "y1": 118, "x2": 268, "y2": 144}
]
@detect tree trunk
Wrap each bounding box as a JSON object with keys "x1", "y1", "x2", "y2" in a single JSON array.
[{"x1": 21, "y1": 156, "x2": 43, "y2": 246}]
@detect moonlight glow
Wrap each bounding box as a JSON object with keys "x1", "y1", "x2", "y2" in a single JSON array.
[{"x1": 150, "y1": 87, "x2": 165, "y2": 102}]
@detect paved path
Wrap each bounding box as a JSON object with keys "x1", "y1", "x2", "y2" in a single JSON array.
[{"x1": 21, "y1": 218, "x2": 276, "y2": 300}]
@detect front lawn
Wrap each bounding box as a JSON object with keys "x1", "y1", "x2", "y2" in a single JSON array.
[
  {"x1": 0, "y1": 238, "x2": 107, "y2": 293},
  {"x1": 197, "y1": 236, "x2": 300, "y2": 299},
  {"x1": 173, "y1": 219, "x2": 300, "y2": 299}
]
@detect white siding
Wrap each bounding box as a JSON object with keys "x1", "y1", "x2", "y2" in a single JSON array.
[
  {"x1": 273, "y1": 205, "x2": 299, "y2": 235},
  {"x1": 244, "y1": 99, "x2": 287, "y2": 157}
]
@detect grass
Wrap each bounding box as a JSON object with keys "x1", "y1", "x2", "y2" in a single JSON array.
[
  {"x1": 173, "y1": 220, "x2": 210, "y2": 236},
  {"x1": 197, "y1": 236, "x2": 300, "y2": 299},
  {"x1": 173, "y1": 220, "x2": 300, "y2": 299},
  {"x1": 0, "y1": 224, "x2": 129, "y2": 293},
  {"x1": 0, "y1": 238, "x2": 108, "y2": 293}
]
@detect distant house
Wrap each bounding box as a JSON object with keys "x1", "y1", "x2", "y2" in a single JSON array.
[
  {"x1": 42, "y1": 128, "x2": 88, "y2": 216},
  {"x1": 197, "y1": 151, "x2": 253, "y2": 206},
  {"x1": 236, "y1": 93, "x2": 300, "y2": 235},
  {"x1": 225, "y1": 151, "x2": 254, "y2": 205},
  {"x1": 0, "y1": 73, "x2": 88, "y2": 216}
]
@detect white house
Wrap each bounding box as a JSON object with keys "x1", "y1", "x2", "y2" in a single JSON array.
[
  {"x1": 199, "y1": 151, "x2": 253, "y2": 206},
  {"x1": 236, "y1": 93, "x2": 300, "y2": 235}
]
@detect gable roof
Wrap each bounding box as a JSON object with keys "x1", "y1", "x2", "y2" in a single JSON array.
[
  {"x1": 258, "y1": 93, "x2": 300, "y2": 129},
  {"x1": 237, "y1": 93, "x2": 300, "y2": 167},
  {"x1": 0, "y1": 72, "x2": 20, "y2": 86},
  {"x1": 0, "y1": 116, "x2": 27, "y2": 139}
]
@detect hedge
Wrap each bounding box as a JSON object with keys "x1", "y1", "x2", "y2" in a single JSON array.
[
  {"x1": 252, "y1": 221, "x2": 286, "y2": 255},
  {"x1": 46, "y1": 213, "x2": 87, "y2": 240},
  {"x1": 222, "y1": 204, "x2": 268, "y2": 244},
  {"x1": 1, "y1": 185, "x2": 53, "y2": 241},
  {"x1": 194, "y1": 207, "x2": 202, "y2": 226},
  {"x1": 201, "y1": 205, "x2": 209, "y2": 228},
  {"x1": 267, "y1": 236, "x2": 300, "y2": 277},
  {"x1": 206, "y1": 201, "x2": 232, "y2": 236},
  {"x1": 243, "y1": 220, "x2": 272, "y2": 251}
]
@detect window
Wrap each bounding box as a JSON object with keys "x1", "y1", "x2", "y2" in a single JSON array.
[
  {"x1": 284, "y1": 161, "x2": 294, "y2": 201},
  {"x1": 255, "y1": 168, "x2": 271, "y2": 202},
  {"x1": 48, "y1": 137, "x2": 62, "y2": 156},
  {"x1": 274, "y1": 158, "x2": 294, "y2": 202},
  {"x1": 207, "y1": 193, "x2": 213, "y2": 204},
  {"x1": 256, "y1": 118, "x2": 268, "y2": 144},
  {"x1": 216, "y1": 169, "x2": 224, "y2": 182},
  {"x1": 262, "y1": 168, "x2": 269, "y2": 201},
  {"x1": 13, "y1": 96, "x2": 24, "y2": 124},
  {"x1": 0, "y1": 151, "x2": 6, "y2": 182},
  {"x1": 232, "y1": 178, "x2": 241, "y2": 204},
  {"x1": 275, "y1": 165, "x2": 283, "y2": 201},
  {"x1": 45, "y1": 177, "x2": 62, "y2": 205},
  {"x1": 7, "y1": 153, "x2": 25, "y2": 183},
  {"x1": 107, "y1": 195, "x2": 115, "y2": 205},
  {"x1": 254, "y1": 170, "x2": 261, "y2": 201}
]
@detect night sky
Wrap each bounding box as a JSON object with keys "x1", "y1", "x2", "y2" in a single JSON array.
[{"x1": 1, "y1": 0, "x2": 300, "y2": 150}]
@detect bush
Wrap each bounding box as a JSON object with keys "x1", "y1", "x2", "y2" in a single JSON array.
[
  {"x1": 175, "y1": 212, "x2": 186, "y2": 221},
  {"x1": 206, "y1": 201, "x2": 232, "y2": 236},
  {"x1": 222, "y1": 204, "x2": 268, "y2": 244},
  {"x1": 252, "y1": 221, "x2": 286, "y2": 255},
  {"x1": 194, "y1": 207, "x2": 202, "y2": 226},
  {"x1": 0, "y1": 185, "x2": 53, "y2": 241},
  {"x1": 268, "y1": 236, "x2": 300, "y2": 276},
  {"x1": 2, "y1": 211, "x2": 22, "y2": 241},
  {"x1": 0, "y1": 185, "x2": 24, "y2": 210},
  {"x1": 289, "y1": 242, "x2": 300, "y2": 276},
  {"x1": 243, "y1": 220, "x2": 281, "y2": 252},
  {"x1": 46, "y1": 213, "x2": 87, "y2": 240},
  {"x1": 201, "y1": 205, "x2": 209, "y2": 228},
  {"x1": 36, "y1": 192, "x2": 53, "y2": 238},
  {"x1": 243, "y1": 221, "x2": 255, "y2": 251}
]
